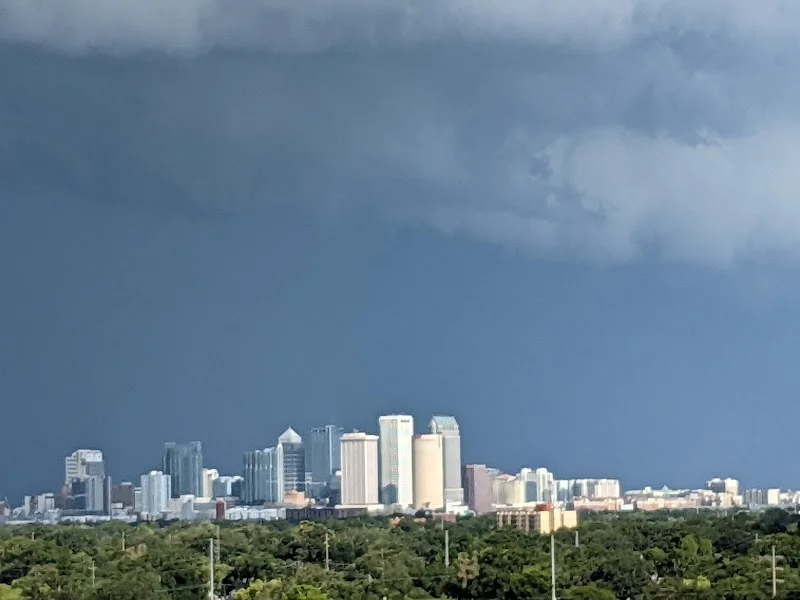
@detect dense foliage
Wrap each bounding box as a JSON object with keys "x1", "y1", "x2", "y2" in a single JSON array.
[{"x1": 2, "y1": 510, "x2": 800, "y2": 599}]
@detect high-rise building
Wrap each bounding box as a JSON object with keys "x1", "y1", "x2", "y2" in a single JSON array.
[
  {"x1": 64, "y1": 449, "x2": 103, "y2": 485},
  {"x1": 140, "y1": 471, "x2": 171, "y2": 516},
  {"x1": 111, "y1": 482, "x2": 135, "y2": 508},
  {"x1": 340, "y1": 432, "x2": 379, "y2": 506},
  {"x1": 494, "y1": 474, "x2": 525, "y2": 505},
  {"x1": 277, "y1": 428, "x2": 305, "y2": 499},
  {"x1": 310, "y1": 425, "x2": 345, "y2": 496},
  {"x1": 378, "y1": 414, "x2": 415, "y2": 506},
  {"x1": 429, "y1": 416, "x2": 463, "y2": 504},
  {"x1": 202, "y1": 468, "x2": 219, "y2": 499},
  {"x1": 464, "y1": 464, "x2": 494, "y2": 514},
  {"x1": 163, "y1": 442, "x2": 204, "y2": 498},
  {"x1": 521, "y1": 468, "x2": 555, "y2": 503},
  {"x1": 707, "y1": 477, "x2": 739, "y2": 496},
  {"x1": 576, "y1": 478, "x2": 621, "y2": 500},
  {"x1": 413, "y1": 434, "x2": 444, "y2": 510},
  {"x1": 86, "y1": 475, "x2": 106, "y2": 512},
  {"x1": 213, "y1": 475, "x2": 244, "y2": 499},
  {"x1": 84, "y1": 460, "x2": 106, "y2": 512},
  {"x1": 243, "y1": 448, "x2": 279, "y2": 504}
]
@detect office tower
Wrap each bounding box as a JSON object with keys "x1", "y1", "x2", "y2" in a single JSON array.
[
  {"x1": 163, "y1": 442, "x2": 204, "y2": 498},
  {"x1": 555, "y1": 479, "x2": 573, "y2": 503},
  {"x1": 84, "y1": 460, "x2": 106, "y2": 512},
  {"x1": 583, "y1": 478, "x2": 621, "y2": 500},
  {"x1": 340, "y1": 432, "x2": 379, "y2": 505},
  {"x1": 379, "y1": 414, "x2": 414, "y2": 506},
  {"x1": 310, "y1": 425, "x2": 345, "y2": 496},
  {"x1": 523, "y1": 467, "x2": 554, "y2": 503},
  {"x1": 68, "y1": 480, "x2": 87, "y2": 510},
  {"x1": 277, "y1": 428, "x2": 305, "y2": 498},
  {"x1": 243, "y1": 448, "x2": 279, "y2": 504},
  {"x1": 111, "y1": 482, "x2": 135, "y2": 507},
  {"x1": 140, "y1": 471, "x2": 171, "y2": 515},
  {"x1": 413, "y1": 434, "x2": 444, "y2": 510},
  {"x1": 64, "y1": 449, "x2": 103, "y2": 484},
  {"x1": 707, "y1": 477, "x2": 739, "y2": 496},
  {"x1": 464, "y1": 464, "x2": 493, "y2": 514},
  {"x1": 213, "y1": 475, "x2": 244, "y2": 499},
  {"x1": 86, "y1": 475, "x2": 105, "y2": 512},
  {"x1": 429, "y1": 416, "x2": 463, "y2": 504},
  {"x1": 493, "y1": 474, "x2": 525, "y2": 505},
  {"x1": 202, "y1": 468, "x2": 219, "y2": 498}
]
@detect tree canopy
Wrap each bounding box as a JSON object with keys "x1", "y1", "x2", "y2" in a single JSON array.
[{"x1": 0, "y1": 509, "x2": 798, "y2": 599}]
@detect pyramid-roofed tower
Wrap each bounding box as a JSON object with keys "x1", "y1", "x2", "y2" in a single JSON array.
[{"x1": 278, "y1": 427, "x2": 302, "y2": 444}]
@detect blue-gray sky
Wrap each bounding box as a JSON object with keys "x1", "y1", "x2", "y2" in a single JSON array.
[{"x1": 2, "y1": 0, "x2": 800, "y2": 501}]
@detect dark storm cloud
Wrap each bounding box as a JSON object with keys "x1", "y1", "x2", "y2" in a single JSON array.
[{"x1": 3, "y1": 0, "x2": 800, "y2": 263}]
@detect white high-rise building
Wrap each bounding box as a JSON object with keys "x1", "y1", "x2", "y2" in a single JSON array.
[
  {"x1": 429, "y1": 416, "x2": 463, "y2": 504},
  {"x1": 340, "y1": 433, "x2": 379, "y2": 506},
  {"x1": 379, "y1": 414, "x2": 415, "y2": 506},
  {"x1": 413, "y1": 434, "x2": 444, "y2": 510},
  {"x1": 202, "y1": 468, "x2": 219, "y2": 499},
  {"x1": 140, "y1": 471, "x2": 171, "y2": 516},
  {"x1": 65, "y1": 449, "x2": 103, "y2": 484}
]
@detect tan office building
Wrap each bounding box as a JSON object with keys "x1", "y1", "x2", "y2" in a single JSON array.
[
  {"x1": 413, "y1": 434, "x2": 444, "y2": 510},
  {"x1": 340, "y1": 433, "x2": 380, "y2": 506}
]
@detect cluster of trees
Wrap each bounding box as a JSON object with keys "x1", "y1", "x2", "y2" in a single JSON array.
[{"x1": 2, "y1": 509, "x2": 800, "y2": 599}]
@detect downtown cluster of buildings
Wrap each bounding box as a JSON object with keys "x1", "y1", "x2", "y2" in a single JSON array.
[{"x1": 0, "y1": 414, "x2": 793, "y2": 525}]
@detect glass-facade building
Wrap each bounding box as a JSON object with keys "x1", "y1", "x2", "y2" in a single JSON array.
[
  {"x1": 277, "y1": 428, "x2": 305, "y2": 497},
  {"x1": 309, "y1": 425, "x2": 344, "y2": 496},
  {"x1": 163, "y1": 441, "x2": 204, "y2": 498},
  {"x1": 243, "y1": 448, "x2": 279, "y2": 504}
]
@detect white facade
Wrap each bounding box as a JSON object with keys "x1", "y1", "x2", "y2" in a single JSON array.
[
  {"x1": 413, "y1": 434, "x2": 444, "y2": 510},
  {"x1": 429, "y1": 416, "x2": 463, "y2": 504},
  {"x1": 140, "y1": 471, "x2": 171, "y2": 516},
  {"x1": 340, "y1": 433, "x2": 379, "y2": 505},
  {"x1": 65, "y1": 449, "x2": 103, "y2": 484},
  {"x1": 202, "y1": 468, "x2": 219, "y2": 499},
  {"x1": 535, "y1": 468, "x2": 555, "y2": 503},
  {"x1": 379, "y1": 414, "x2": 415, "y2": 506},
  {"x1": 571, "y1": 478, "x2": 622, "y2": 500}
]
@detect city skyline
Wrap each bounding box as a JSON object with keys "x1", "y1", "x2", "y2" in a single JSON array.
[
  {"x1": 2, "y1": 410, "x2": 787, "y2": 511},
  {"x1": 3, "y1": 409, "x2": 796, "y2": 505}
]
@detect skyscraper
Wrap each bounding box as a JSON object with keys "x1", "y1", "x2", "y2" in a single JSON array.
[
  {"x1": 464, "y1": 464, "x2": 493, "y2": 514},
  {"x1": 202, "y1": 468, "x2": 219, "y2": 499},
  {"x1": 378, "y1": 414, "x2": 414, "y2": 506},
  {"x1": 163, "y1": 442, "x2": 203, "y2": 498},
  {"x1": 140, "y1": 471, "x2": 171, "y2": 516},
  {"x1": 429, "y1": 415, "x2": 463, "y2": 504},
  {"x1": 277, "y1": 428, "x2": 305, "y2": 499},
  {"x1": 340, "y1": 432, "x2": 379, "y2": 506},
  {"x1": 310, "y1": 425, "x2": 344, "y2": 496},
  {"x1": 64, "y1": 449, "x2": 103, "y2": 485},
  {"x1": 85, "y1": 459, "x2": 106, "y2": 512},
  {"x1": 413, "y1": 434, "x2": 444, "y2": 510},
  {"x1": 243, "y1": 448, "x2": 279, "y2": 504}
]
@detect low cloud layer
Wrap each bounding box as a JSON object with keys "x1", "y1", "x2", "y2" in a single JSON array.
[{"x1": 3, "y1": 0, "x2": 800, "y2": 264}]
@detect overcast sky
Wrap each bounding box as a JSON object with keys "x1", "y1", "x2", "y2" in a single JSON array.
[{"x1": 2, "y1": 1, "x2": 800, "y2": 501}]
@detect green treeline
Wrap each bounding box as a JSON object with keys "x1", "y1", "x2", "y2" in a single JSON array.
[{"x1": 2, "y1": 509, "x2": 800, "y2": 599}]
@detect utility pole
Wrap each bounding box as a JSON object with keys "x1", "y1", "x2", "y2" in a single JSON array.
[
  {"x1": 381, "y1": 548, "x2": 385, "y2": 582},
  {"x1": 209, "y1": 539, "x2": 215, "y2": 600},
  {"x1": 216, "y1": 526, "x2": 221, "y2": 563},
  {"x1": 575, "y1": 530, "x2": 579, "y2": 548},
  {"x1": 444, "y1": 529, "x2": 450, "y2": 568},
  {"x1": 121, "y1": 531, "x2": 126, "y2": 553},
  {"x1": 90, "y1": 561, "x2": 96, "y2": 588},
  {"x1": 550, "y1": 534, "x2": 557, "y2": 600},
  {"x1": 772, "y1": 545, "x2": 777, "y2": 598},
  {"x1": 325, "y1": 532, "x2": 330, "y2": 571}
]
